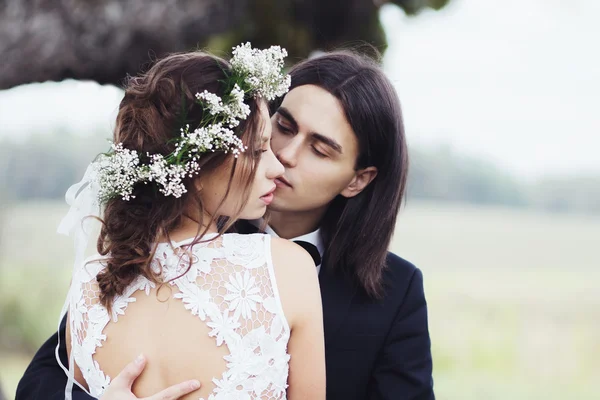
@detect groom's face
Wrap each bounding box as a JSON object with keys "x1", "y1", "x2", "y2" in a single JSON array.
[{"x1": 268, "y1": 84, "x2": 360, "y2": 216}]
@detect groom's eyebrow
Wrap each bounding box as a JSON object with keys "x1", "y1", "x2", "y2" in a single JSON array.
[{"x1": 276, "y1": 107, "x2": 343, "y2": 154}]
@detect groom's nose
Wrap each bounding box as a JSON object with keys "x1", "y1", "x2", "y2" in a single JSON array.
[
  {"x1": 275, "y1": 137, "x2": 302, "y2": 168},
  {"x1": 267, "y1": 150, "x2": 285, "y2": 178}
]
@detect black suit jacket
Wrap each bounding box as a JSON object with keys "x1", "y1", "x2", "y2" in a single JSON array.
[
  {"x1": 319, "y1": 252, "x2": 434, "y2": 399},
  {"x1": 17, "y1": 228, "x2": 434, "y2": 400}
]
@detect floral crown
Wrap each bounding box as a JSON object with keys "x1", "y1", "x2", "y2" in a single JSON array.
[{"x1": 93, "y1": 43, "x2": 290, "y2": 203}]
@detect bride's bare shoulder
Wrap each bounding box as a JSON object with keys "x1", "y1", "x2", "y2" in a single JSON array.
[
  {"x1": 270, "y1": 237, "x2": 316, "y2": 273},
  {"x1": 268, "y1": 237, "x2": 321, "y2": 326}
]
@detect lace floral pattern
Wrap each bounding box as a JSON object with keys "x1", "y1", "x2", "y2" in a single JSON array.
[{"x1": 68, "y1": 233, "x2": 290, "y2": 399}]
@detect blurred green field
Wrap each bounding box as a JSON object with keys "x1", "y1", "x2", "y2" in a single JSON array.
[{"x1": 1, "y1": 200, "x2": 599, "y2": 399}]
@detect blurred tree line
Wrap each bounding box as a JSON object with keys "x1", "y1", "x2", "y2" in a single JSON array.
[
  {"x1": 1, "y1": 131, "x2": 599, "y2": 215},
  {"x1": 409, "y1": 146, "x2": 600, "y2": 214}
]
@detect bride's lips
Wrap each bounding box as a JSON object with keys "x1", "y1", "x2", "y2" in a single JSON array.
[
  {"x1": 260, "y1": 186, "x2": 277, "y2": 205},
  {"x1": 275, "y1": 176, "x2": 292, "y2": 188}
]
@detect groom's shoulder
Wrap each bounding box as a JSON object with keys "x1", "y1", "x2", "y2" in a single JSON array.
[
  {"x1": 385, "y1": 251, "x2": 419, "y2": 277},
  {"x1": 382, "y1": 251, "x2": 423, "y2": 297}
]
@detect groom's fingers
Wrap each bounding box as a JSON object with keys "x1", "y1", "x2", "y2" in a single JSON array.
[
  {"x1": 145, "y1": 380, "x2": 201, "y2": 400},
  {"x1": 111, "y1": 354, "x2": 147, "y2": 389},
  {"x1": 107, "y1": 354, "x2": 201, "y2": 400}
]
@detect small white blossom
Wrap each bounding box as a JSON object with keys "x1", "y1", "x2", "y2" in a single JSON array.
[
  {"x1": 230, "y1": 43, "x2": 291, "y2": 100},
  {"x1": 226, "y1": 84, "x2": 251, "y2": 125},
  {"x1": 196, "y1": 84, "x2": 251, "y2": 128},
  {"x1": 94, "y1": 142, "x2": 142, "y2": 201},
  {"x1": 196, "y1": 90, "x2": 226, "y2": 115},
  {"x1": 180, "y1": 123, "x2": 246, "y2": 160},
  {"x1": 147, "y1": 154, "x2": 191, "y2": 198}
]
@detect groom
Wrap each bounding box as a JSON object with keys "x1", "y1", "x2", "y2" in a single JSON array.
[{"x1": 17, "y1": 51, "x2": 434, "y2": 400}]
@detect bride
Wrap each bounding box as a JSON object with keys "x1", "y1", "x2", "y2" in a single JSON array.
[{"x1": 58, "y1": 44, "x2": 325, "y2": 400}]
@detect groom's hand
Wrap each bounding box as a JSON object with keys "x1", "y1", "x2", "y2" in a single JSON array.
[{"x1": 100, "y1": 354, "x2": 201, "y2": 400}]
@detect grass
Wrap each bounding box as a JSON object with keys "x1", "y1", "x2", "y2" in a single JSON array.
[
  {"x1": 391, "y1": 201, "x2": 599, "y2": 399},
  {"x1": 1, "y1": 200, "x2": 599, "y2": 399}
]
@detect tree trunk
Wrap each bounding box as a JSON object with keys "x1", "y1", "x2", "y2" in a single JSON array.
[
  {"x1": 0, "y1": 0, "x2": 450, "y2": 89},
  {"x1": 0, "y1": 0, "x2": 247, "y2": 89}
]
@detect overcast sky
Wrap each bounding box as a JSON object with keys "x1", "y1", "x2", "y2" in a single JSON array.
[
  {"x1": 1, "y1": 0, "x2": 598, "y2": 179},
  {"x1": 381, "y1": 0, "x2": 600, "y2": 179}
]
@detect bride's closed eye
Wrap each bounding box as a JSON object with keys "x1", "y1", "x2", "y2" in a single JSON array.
[{"x1": 252, "y1": 144, "x2": 270, "y2": 157}]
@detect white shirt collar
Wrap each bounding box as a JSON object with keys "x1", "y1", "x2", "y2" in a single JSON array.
[{"x1": 250, "y1": 219, "x2": 325, "y2": 270}]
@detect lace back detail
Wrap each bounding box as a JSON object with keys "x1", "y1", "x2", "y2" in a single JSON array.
[{"x1": 68, "y1": 233, "x2": 290, "y2": 399}]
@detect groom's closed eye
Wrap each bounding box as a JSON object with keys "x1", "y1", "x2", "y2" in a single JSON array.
[
  {"x1": 275, "y1": 107, "x2": 299, "y2": 129},
  {"x1": 311, "y1": 133, "x2": 342, "y2": 155},
  {"x1": 274, "y1": 109, "x2": 297, "y2": 135},
  {"x1": 276, "y1": 119, "x2": 294, "y2": 135},
  {"x1": 275, "y1": 108, "x2": 343, "y2": 156}
]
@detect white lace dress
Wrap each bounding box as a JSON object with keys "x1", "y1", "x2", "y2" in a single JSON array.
[{"x1": 66, "y1": 233, "x2": 290, "y2": 400}]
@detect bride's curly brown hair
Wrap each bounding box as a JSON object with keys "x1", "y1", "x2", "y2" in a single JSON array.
[{"x1": 95, "y1": 51, "x2": 265, "y2": 311}]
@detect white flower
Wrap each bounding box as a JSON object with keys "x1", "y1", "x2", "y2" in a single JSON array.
[
  {"x1": 80, "y1": 325, "x2": 106, "y2": 354},
  {"x1": 147, "y1": 154, "x2": 191, "y2": 198},
  {"x1": 173, "y1": 282, "x2": 211, "y2": 320},
  {"x1": 196, "y1": 90, "x2": 226, "y2": 115},
  {"x1": 270, "y1": 314, "x2": 285, "y2": 339},
  {"x1": 230, "y1": 43, "x2": 291, "y2": 100},
  {"x1": 94, "y1": 142, "x2": 142, "y2": 201},
  {"x1": 193, "y1": 247, "x2": 221, "y2": 275},
  {"x1": 89, "y1": 361, "x2": 111, "y2": 397},
  {"x1": 90, "y1": 43, "x2": 288, "y2": 203},
  {"x1": 196, "y1": 85, "x2": 251, "y2": 129},
  {"x1": 262, "y1": 296, "x2": 278, "y2": 314},
  {"x1": 110, "y1": 293, "x2": 136, "y2": 322},
  {"x1": 70, "y1": 295, "x2": 87, "y2": 333},
  {"x1": 132, "y1": 275, "x2": 156, "y2": 296},
  {"x1": 87, "y1": 304, "x2": 109, "y2": 324},
  {"x1": 223, "y1": 325, "x2": 290, "y2": 397},
  {"x1": 222, "y1": 234, "x2": 264, "y2": 269},
  {"x1": 224, "y1": 270, "x2": 262, "y2": 320},
  {"x1": 225, "y1": 84, "x2": 251, "y2": 126},
  {"x1": 162, "y1": 250, "x2": 188, "y2": 280},
  {"x1": 210, "y1": 373, "x2": 253, "y2": 400},
  {"x1": 162, "y1": 249, "x2": 199, "y2": 281},
  {"x1": 207, "y1": 309, "x2": 241, "y2": 346},
  {"x1": 180, "y1": 123, "x2": 246, "y2": 160},
  {"x1": 255, "y1": 333, "x2": 290, "y2": 397},
  {"x1": 223, "y1": 345, "x2": 257, "y2": 382}
]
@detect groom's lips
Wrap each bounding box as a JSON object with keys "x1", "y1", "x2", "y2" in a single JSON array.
[{"x1": 275, "y1": 177, "x2": 292, "y2": 188}]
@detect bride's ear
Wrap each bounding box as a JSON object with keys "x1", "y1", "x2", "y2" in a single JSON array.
[
  {"x1": 194, "y1": 178, "x2": 203, "y2": 192},
  {"x1": 340, "y1": 166, "x2": 378, "y2": 198}
]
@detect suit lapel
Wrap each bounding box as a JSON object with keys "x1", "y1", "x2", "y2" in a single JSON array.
[{"x1": 319, "y1": 266, "x2": 356, "y2": 344}]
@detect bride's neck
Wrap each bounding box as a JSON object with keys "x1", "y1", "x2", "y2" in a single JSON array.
[{"x1": 160, "y1": 211, "x2": 218, "y2": 243}]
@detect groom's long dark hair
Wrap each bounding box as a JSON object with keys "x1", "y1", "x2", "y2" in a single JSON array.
[{"x1": 279, "y1": 50, "x2": 409, "y2": 299}]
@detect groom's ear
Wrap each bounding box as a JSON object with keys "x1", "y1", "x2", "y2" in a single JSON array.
[{"x1": 340, "y1": 166, "x2": 378, "y2": 198}]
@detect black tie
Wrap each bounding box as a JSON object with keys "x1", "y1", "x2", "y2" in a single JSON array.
[{"x1": 293, "y1": 240, "x2": 322, "y2": 267}]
